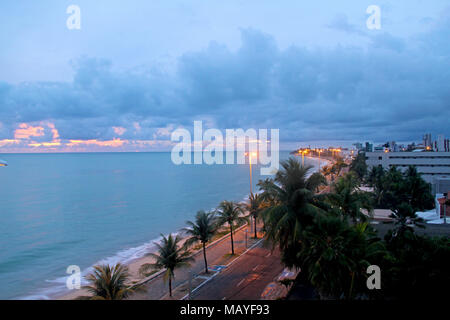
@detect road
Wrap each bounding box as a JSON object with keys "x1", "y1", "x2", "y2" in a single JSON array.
[
  {"x1": 191, "y1": 241, "x2": 283, "y2": 300},
  {"x1": 129, "y1": 225, "x2": 271, "y2": 299}
]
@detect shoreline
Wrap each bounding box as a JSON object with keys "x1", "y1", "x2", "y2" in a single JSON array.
[
  {"x1": 57, "y1": 222, "x2": 251, "y2": 300},
  {"x1": 52, "y1": 156, "x2": 325, "y2": 300}
]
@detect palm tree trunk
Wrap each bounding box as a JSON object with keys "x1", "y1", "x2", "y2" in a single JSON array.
[
  {"x1": 169, "y1": 277, "x2": 172, "y2": 297},
  {"x1": 202, "y1": 242, "x2": 208, "y2": 274},
  {"x1": 230, "y1": 223, "x2": 234, "y2": 255},
  {"x1": 348, "y1": 271, "x2": 355, "y2": 300},
  {"x1": 254, "y1": 216, "x2": 257, "y2": 238}
]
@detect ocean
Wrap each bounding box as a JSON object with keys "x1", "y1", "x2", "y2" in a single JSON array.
[{"x1": 0, "y1": 151, "x2": 322, "y2": 299}]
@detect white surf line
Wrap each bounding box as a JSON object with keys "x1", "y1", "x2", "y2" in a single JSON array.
[
  {"x1": 180, "y1": 238, "x2": 265, "y2": 300},
  {"x1": 135, "y1": 224, "x2": 250, "y2": 291}
]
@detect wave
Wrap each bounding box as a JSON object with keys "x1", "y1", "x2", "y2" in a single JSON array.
[
  {"x1": 18, "y1": 233, "x2": 177, "y2": 300},
  {"x1": 19, "y1": 155, "x2": 325, "y2": 300}
]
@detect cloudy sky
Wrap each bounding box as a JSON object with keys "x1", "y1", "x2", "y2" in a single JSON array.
[{"x1": 0, "y1": 0, "x2": 449, "y2": 152}]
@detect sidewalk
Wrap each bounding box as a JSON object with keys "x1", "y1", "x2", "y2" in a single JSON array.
[{"x1": 129, "y1": 223, "x2": 262, "y2": 300}]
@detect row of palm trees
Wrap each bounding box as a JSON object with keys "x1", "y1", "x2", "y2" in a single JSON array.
[
  {"x1": 78, "y1": 196, "x2": 266, "y2": 299},
  {"x1": 79, "y1": 156, "x2": 386, "y2": 300}
]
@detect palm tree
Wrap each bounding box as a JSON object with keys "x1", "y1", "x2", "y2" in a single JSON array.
[
  {"x1": 299, "y1": 217, "x2": 386, "y2": 299},
  {"x1": 389, "y1": 202, "x2": 425, "y2": 239},
  {"x1": 326, "y1": 172, "x2": 373, "y2": 223},
  {"x1": 139, "y1": 234, "x2": 193, "y2": 297},
  {"x1": 216, "y1": 200, "x2": 247, "y2": 255},
  {"x1": 403, "y1": 166, "x2": 434, "y2": 211},
  {"x1": 258, "y1": 158, "x2": 327, "y2": 254},
  {"x1": 299, "y1": 215, "x2": 353, "y2": 299},
  {"x1": 367, "y1": 165, "x2": 385, "y2": 206},
  {"x1": 183, "y1": 211, "x2": 218, "y2": 274},
  {"x1": 246, "y1": 193, "x2": 264, "y2": 238},
  {"x1": 81, "y1": 264, "x2": 133, "y2": 300},
  {"x1": 330, "y1": 157, "x2": 348, "y2": 181}
]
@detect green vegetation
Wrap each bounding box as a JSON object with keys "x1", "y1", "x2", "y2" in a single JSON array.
[
  {"x1": 216, "y1": 200, "x2": 248, "y2": 255},
  {"x1": 259, "y1": 156, "x2": 448, "y2": 300},
  {"x1": 139, "y1": 234, "x2": 194, "y2": 297},
  {"x1": 183, "y1": 210, "x2": 219, "y2": 274},
  {"x1": 79, "y1": 264, "x2": 133, "y2": 300},
  {"x1": 80, "y1": 154, "x2": 445, "y2": 301},
  {"x1": 349, "y1": 152, "x2": 368, "y2": 181},
  {"x1": 367, "y1": 165, "x2": 434, "y2": 211},
  {"x1": 326, "y1": 172, "x2": 373, "y2": 223},
  {"x1": 245, "y1": 193, "x2": 264, "y2": 238}
]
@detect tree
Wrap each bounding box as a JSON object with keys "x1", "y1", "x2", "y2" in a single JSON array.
[
  {"x1": 320, "y1": 164, "x2": 333, "y2": 179},
  {"x1": 246, "y1": 193, "x2": 264, "y2": 238},
  {"x1": 299, "y1": 217, "x2": 386, "y2": 299},
  {"x1": 349, "y1": 152, "x2": 368, "y2": 181},
  {"x1": 403, "y1": 166, "x2": 434, "y2": 212},
  {"x1": 139, "y1": 234, "x2": 193, "y2": 297},
  {"x1": 258, "y1": 157, "x2": 327, "y2": 266},
  {"x1": 388, "y1": 202, "x2": 425, "y2": 239},
  {"x1": 81, "y1": 264, "x2": 133, "y2": 300},
  {"x1": 367, "y1": 165, "x2": 385, "y2": 206},
  {"x1": 183, "y1": 211, "x2": 218, "y2": 274},
  {"x1": 383, "y1": 233, "x2": 450, "y2": 299},
  {"x1": 368, "y1": 165, "x2": 434, "y2": 211},
  {"x1": 330, "y1": 157, "x2": 348, "y2": 180},
  {"x1": 298, "y1": 215, "x2": 352, "y2": 299},
  {"x1": 326, "y1": 172, "x2": 373, "y2": 223},
  {"x1": 216, "y1": 201, "x2": 247, "y2": 255}
]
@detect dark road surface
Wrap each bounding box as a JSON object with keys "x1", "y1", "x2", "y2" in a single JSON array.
[{"x1": 192, "y1": 240, "x2": 283, "y2": 300}]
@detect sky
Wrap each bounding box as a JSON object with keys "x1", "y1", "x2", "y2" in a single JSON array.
[{"x1": 0, "y1": 0, "x2": 449, "y2": 152}]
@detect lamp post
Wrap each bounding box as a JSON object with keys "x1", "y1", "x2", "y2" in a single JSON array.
[
  {"x1": 318, "y1": 149, "x2": 322, "y2": 172},
  {"x1": 247, "y1": 152, "x2": 257, "y2": 195},
  {"x1": 301, "y1": 150, "x2": 307, "y2": 166}
]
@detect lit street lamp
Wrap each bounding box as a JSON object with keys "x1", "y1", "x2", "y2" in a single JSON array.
[
  {"x1": 246, "y1": 152, "x2": 257, "y2": 195},
  {"x1": 318, "y1": 148, "x2": 322, "y2": 172},
  {"x1": 301, "y1": 149, "x2": 308, "y2": 166}
]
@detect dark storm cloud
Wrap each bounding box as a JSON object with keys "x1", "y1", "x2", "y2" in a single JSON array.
[{"x1": 0, "y1": 19, "x2": 449, "y2": 144}]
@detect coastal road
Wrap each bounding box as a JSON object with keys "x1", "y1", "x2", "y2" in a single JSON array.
[
  {"x1": 129, "y1": 224, "x2": 272, "y2": 300},
  {"x1": 191, "y1": 242, "x2": 283, "y2": 300}
]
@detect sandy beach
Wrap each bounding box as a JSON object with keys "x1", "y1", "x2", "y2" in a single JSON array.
[{"x1": 57, "y1": 223, "x2": 248, "y2": 300}]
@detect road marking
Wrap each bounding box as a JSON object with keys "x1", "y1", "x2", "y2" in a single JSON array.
[
  {"x1": 180, "y1": 238, "x2": 264, "y2": 300},
  {"x1": 236, "y1": 278, "x2": 246, "y2": 287}
]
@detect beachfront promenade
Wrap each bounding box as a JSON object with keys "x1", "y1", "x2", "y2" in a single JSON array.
[{"x1": 129, "y1": 224, "x2": 283, "y2": 300}]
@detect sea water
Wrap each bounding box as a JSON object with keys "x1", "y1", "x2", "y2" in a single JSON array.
[{"x1": 0, "y1": 151, "x2": 322, "y2": 299}]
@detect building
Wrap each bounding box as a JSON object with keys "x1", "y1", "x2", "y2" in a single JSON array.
[
  {"x1": 366, "y1": 151, "x2": 450, "y2": 192},
  {"x1": 423, "y1": 133, "x2": 432, "y2": 149},
  {"x1": 434, "y1": 134, "x2": 450, "y2": 152},
  {"x1": 433, "y1": 177, "x2": 450, "y2": 195},
  {"x1": 353, "y1": 142, "x2": 363, "y2": 151}
]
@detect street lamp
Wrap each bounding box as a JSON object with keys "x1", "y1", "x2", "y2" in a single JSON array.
[
  {"x1": 301, "y1": 149, "x2": 308, "y2": 166},
  {"x1": 318, "y1": 148, "x2": 322, "y2": 172},
  {"x1": 246, "y1": 152, "x2": 257, "y2": 195}
]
